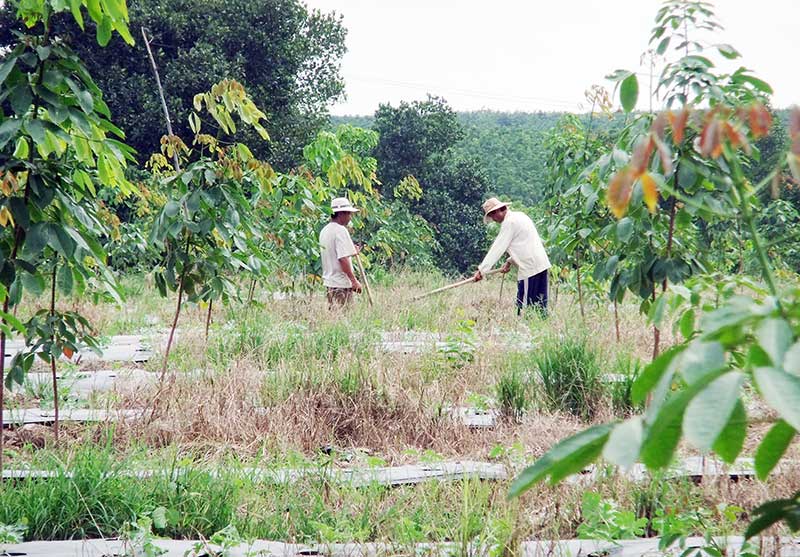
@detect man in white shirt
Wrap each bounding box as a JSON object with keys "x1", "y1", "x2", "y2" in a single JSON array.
[
  {"x1": 319, "y1": 197, "x2": 363, "y2": 307},
  {"x1": 473, "y1": 197, "x2": 551, "y2": 315}
]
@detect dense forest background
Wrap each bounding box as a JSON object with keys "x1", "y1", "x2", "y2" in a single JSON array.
[{"x1": 334, "y1": 109, "x2": 793, "y2": 205}]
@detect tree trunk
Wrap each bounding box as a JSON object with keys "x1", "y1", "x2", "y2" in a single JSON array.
[
  {"x1": 205, "y1": 298, "x2": 213, "y2": 341},
  {"x1": 141, "y1": 27, "x2": 180, "y2": 171},
  {"x1": 575, "y1": 264, "x2": 585, "y2": 321},
  {"x1": 0, "y1": 297, "x2": 8, "y2": 478},
  {"x1": 160, "y1": 277, "x2": 183, "y2": 382},
  {"x1": 50, "y1": 263, "x2": 59, "y2": 447}
]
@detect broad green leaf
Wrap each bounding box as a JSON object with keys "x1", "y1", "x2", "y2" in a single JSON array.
[
  {"x1": 755, "y1": 420, "x2": 795, "y2": 480},
  {"x1": 56, "y1": 263, "x2": 73, "y2": 295},
  {"x1": 616, "y1": 217, "x2": 634, "y2": 243},
  {"x1": 735, "y1": 74, "x2": 774, "y2": 94},
  {"x1": 602, "y1": 417, "x2": 642, "y2": 468},
  {"x1": 632, "y1": 345, "x2": 682, "y2": 404},
  {"x1": 656, "y1": 36, "x2": 670, "y2": 55},
  {"x1": 70, "y1": 0, "x2": 85, "y2": 29},
  {"x1": 678, "y1": 308, "x2": 695, "y2": 340},
  {"x1": 717, "y1": 44, "x2": 740, "y2": 59},
  {"x1": 0, "y1": 119, "x2": 23, "y2": 149},
  {"x1": 783, "y1": 342, "x2": 800, "y2": 375},
  {"x1": 640, "y1": 369, "x2": 726, "y2": 469},
  {"x1": 684, "y1": 372, "x2": 744, "y2": 452},
  {"x1": 97, "y1": 15, "x2": 112, "y2": 46},
  {"x1": 711, "y1": 400, "x2": 747, "y2": 463},
  {"x1": 620, "y1": 74, "x2": 639, "y2": 112},
  {"x1": 0, "y1": 56, "x2": 16, "y2": 85},
  {"x1": 20, "y1": 271, "x2": 45, "y2": 297},
  {"x1": 754, "y1": 367, "x2": 800, "y2": 431},
  {"x1": 508, "y1": 424, "x2": 613, "y2": 497},
  {"x1": 756, "y1": 318, "x2": 793, "y2": 366},
  {"x1": 678, "y1": 340, "x2": 725, "y2": 384}
]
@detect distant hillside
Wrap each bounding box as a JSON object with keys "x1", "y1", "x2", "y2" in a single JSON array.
[{"x1": 332, "y1": 111, "x2": 566, "y2": 203}]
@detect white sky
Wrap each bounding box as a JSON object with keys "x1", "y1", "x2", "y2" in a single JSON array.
[{"x1": 302, "y1": 0, "x2": 798, "y2": 115}]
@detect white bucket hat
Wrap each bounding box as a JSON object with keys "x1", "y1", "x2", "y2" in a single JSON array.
[
  {"x1": 482, "y1": 197, "x2": 510, "y2": 223},
  {"x1": 331, "y1": 197, "x2": 359, "y2": 214}
]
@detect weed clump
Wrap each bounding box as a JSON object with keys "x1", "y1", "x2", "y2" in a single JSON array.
[{"x1": 533, "y1": 334, "x2": 604, "y2": 421}]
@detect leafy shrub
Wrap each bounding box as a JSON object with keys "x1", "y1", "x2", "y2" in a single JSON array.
[
  {"x1": 533, "y1": 335, "x2": 604, "y2": 421},
  {"x1": 576, "y1": 492, "x2": 648, "y2": 541}
]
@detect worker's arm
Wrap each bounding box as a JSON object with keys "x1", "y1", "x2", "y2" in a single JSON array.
[
  {"x1": 339, "y1": 256, "x2": 362, "y2": 293},
  {"x1": 474, "y1": 224, "x2": 514, "y2": 281}
]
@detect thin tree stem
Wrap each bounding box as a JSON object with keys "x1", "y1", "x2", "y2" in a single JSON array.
[
  {"x1": 50, "y1": 262, "x2": 59, "y2": 447},
  {"x1": 205, "y1": 298, "x2": 213, "y2": 341}
]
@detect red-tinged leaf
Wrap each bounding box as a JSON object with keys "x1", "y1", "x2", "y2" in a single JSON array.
[
  {"x1": 790, "y1": 108, "x2": 800, "y2": 156},
  {"x1": 669, "y1": 108, "x2": 689, "y2": 144},
  {"x1": 652, "y1": 112, "x2": 668, "y2": 140},
  {"x1": 641, "y1": 172, "x2": 659, "y2": 213},
  {"x1": 748, "y1": 103, "x2": 772, "y2": 138},
  {"x1": 654, "y1": 136, "x2": 673, "y2": 174},
  {"x1": 699, "y1": 119, "x2": 721, "y2": 158},
  {"x1": 790, "y1": 107, "x2": 800, "y2": 138},
  {"x1": 724, "y1": 121, "x2": 751, "y2": 154},
  {"x1": 630, "y1": 136, "x2": 654, "y2": 177},
  {"x1": 63, "y1": 347, "x2": 74, "y2": 359},
  {"x1": 607, "y1": 167, "x2": 635, "y2": 218}
]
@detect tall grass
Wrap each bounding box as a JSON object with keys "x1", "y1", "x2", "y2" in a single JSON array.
[{"x1": 533, "y1": 334, "x2": 605, "y2": 421}]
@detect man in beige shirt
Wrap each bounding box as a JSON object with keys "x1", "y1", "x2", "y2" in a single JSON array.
[
  {"x1": 474, "y1": 197, "x2": 551, "y2": 315},
  {"x1": 319, "y1": 197, "x2": 362, "y2": 307}
]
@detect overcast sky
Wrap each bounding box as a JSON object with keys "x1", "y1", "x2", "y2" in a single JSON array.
[{"x1": 302, "y1": 0, "x2": 798, "y2": 115}]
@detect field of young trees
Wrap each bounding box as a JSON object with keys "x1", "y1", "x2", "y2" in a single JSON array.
[{"x1": 1, "y1": 0, "x2": 799, "y2": 556}]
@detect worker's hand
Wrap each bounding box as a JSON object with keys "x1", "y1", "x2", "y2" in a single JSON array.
[
  {"x1": 473, "y1": 270, "x2": 483, "y2": 282},
  {"x1": 354, "y1": 244, "x2": 362, "y2": 254},
  {"x1": 351, "y1": 278, "x2": 363, "y2": 293},
  {"x1": 500, "y1": 260, "x2": 512, "y2": 274}
]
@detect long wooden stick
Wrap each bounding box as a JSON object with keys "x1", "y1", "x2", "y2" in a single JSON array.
[
  {"x1": 141, "y1": 27, "x2": 180, "y2": 171},
  {"x1": 354, "y1": 253, "x2": 374, "y2": 306},
  {"x1": 414, "y1": 268, "x2": 503, "y2": 301}
]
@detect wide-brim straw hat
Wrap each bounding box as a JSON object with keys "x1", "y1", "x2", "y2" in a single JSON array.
[
  {"x1": 482, "y1": 197, "x2": 510, "y2": 223},
  {"x1": 331, "y1": 197, "x2": 359, "y2": 214}
]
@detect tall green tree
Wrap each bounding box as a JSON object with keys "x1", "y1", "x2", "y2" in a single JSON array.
[
  {"x1": 0, "y1": 0, "x2": 347, "y2": 169},
  {"x1": 373, "y1": 96, "x2": 489, "y2": 274}
]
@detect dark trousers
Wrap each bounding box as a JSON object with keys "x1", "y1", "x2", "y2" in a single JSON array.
[{"x1": 517, "y1": 270, "x2": 548, "y2": 316}]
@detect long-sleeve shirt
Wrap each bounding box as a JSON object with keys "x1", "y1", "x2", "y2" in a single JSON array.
[{"x1": 478, "y1": 210, "x2": 551, "y2": 281}]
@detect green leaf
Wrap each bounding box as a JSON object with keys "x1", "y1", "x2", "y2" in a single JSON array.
[
  {"x1": 678, "y1": 340, "x2": 726, "y2": 384},
  {"x1": 711, "y1": 400, "x2": 747, "y2": 463},
  {"x1": 656, "y1": 36, "x2": 670, "y2": 55},
  {"x1": 735, "y1": 74, "x2": 774, "y2": 94},
  {"x1": 508, "y1": 424, "x2": 613, "y2": 497},
  {"x1": 66, "y1": 78, "x2": 94, "y2": 113},
  {"x1": 0, "y1": 56, "x2": 16, "y2": 86},
  {"x1": 0, "y1": 119, "x2": 23, "y2": 150},
  {"x1": 640, "y1": 369, "x2": 726, "y2": 469},
  {"x1": 632, "y1": 345, "x2": 682, "y2": 404},
  {"x1": 70, "y1": 0, "x2": 85, "y2": 29},
  {"x1": 57, "y1": 263, "x2": 73, "y2": 295},
  {"x1": 9, "y1": 84, "x2": 32, "y2": 115},
  {"x1": 755, "y1": 420, "x2": 795, "y2": 480},
  {"x1": 616, "y1": 217, "x2": 634, "y2": 243},
  {"x1": 786, "y1": 342, "x2": 800, "y2": 375},
  {"x1": 684, "y1": 372, "x2": 744, "y2": 452},
  {"x1": 164, "y1": 201, "x2": 180, "y2": 217},
  {"x1": 678, "y1": 308, "x2": 695, "y2": 340},
  {"x1": 620, "y1": 74, "x2": 639, "y2": 113},
  {"x1": 97, "y1": 15, "x2": 112, "y2": 46},
  {"x1": 602, "y1": 417, "x2": 642, "y2": 468},
  {"x1": 716, "y1": 44, "x2": 740, "y2": 59},
  {"x1": 756, "y1": 318, "x2": 793, "y2": 366},
  {"x1": 21, "y1": 271, "x2": 45, "y2": 297},
  {"x1": 754, "y1": 367, "x2": 800, "y2": 431}
]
